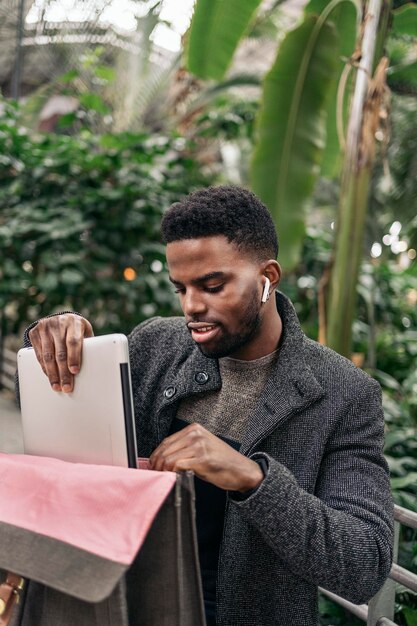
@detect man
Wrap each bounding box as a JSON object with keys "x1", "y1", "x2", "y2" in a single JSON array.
[{"x1": 27, "y1": 186, "x2": 393, "y2": 626}]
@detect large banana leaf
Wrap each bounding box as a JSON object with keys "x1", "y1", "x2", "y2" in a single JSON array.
[
  {"x1": 388, "y1": 61, "x2": 417, "y2": 90},
  {"x1": 392, "y1": 4, "x2": 417, "y2": 37},
  {"x1": 178, "y1": 73, "x2": 261, "y2": 123},
  {"x1": 388, "y1": 6, "x2": 417, "y2": 92},
  {"x1": 186, "y1": 0, "x2": 263, "y2": 80},
  {"x1": 250, "y1": 15, "x2": 338, "y2": 270},
  {"x1": 305, "y1": 0, "x2": 359, "y2": 177}
]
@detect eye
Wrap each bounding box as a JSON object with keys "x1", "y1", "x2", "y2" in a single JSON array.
[
  {"x1": 174, "y1": 287, "x2": 185, "y2": 294},
  {"x1": 205, "y1": 284, "x2": 224, "y2": 294}
]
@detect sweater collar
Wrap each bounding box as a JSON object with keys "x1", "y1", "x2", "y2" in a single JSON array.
[{"x1": 158, "y1": 292, "x2": 325, "y2": 447}]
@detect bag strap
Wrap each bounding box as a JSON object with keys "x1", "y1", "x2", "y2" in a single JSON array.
[{"x1": 0, "y1": 573, "x2": 25, "y2": 626}]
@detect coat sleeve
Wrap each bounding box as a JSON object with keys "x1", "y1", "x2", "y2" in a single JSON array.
[{"x1": 229, "y1": 381, "x2": 394, "y2": 604}]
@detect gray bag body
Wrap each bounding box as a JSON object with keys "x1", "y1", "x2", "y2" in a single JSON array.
[{"x1": 0, "y1": 473, "x2": 205, "y2": 626}]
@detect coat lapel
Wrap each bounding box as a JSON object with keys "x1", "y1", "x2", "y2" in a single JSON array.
[
  {"x1": 239, "y1": 359, "x2": 325, "y2": 454},
  {"x1": 155, "y1": 348, "x2": 222, "y2": 442},
  {"x1": 240, "y1": 293, "x2": 325, "y2": 454},
  {"x1": 154, "y1": 292, "x2": 324, "y2": 450}
]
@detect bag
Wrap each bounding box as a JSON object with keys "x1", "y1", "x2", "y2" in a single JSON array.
[{"x1": 0, "y1": 453, "x2": 205, "y2": 626}]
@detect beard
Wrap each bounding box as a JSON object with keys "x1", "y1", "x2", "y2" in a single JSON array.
[{"x1": 195, "y1": 288, "x2": 262, "y2": 359}]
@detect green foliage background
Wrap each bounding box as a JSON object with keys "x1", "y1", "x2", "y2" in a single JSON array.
[
  {"x1": 0, "y1": 99, "x2": 210, "y2": 336},
  {"x1": 282, "y1": 226, "x2": 417, "y2": 625}
]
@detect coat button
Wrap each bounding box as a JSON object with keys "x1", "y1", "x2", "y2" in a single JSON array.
[
  {"x1": 194, "y1": 372, "x2": 209, "y2": 385},
  {"x1": 164, "y1": 386, "x2": 177, "y2": 399}
]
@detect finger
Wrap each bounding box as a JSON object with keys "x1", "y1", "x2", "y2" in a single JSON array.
[
  {"x1": 152, "y1": 448, "x2": 198, "y2": 472},
  {"x1": 155, "y1": 423, "x2": 209, "y2": 449},
  {"x1": 149, "y1": 437, "x2": 190, "y2": 470},
  {"x1": 66, "y1": 316, "x2": 93, "y2": 375},
  {"x1": 167, "y1": 457, "x2": 197, "y2": 473},
  {"x1": 48, "y1": 317, "x2": 75, "y2": 393},
  {"x1": 28, "y1": 327, "x2": 47, "y2": 376},
  {"x1": 35, "y1": 316, "x2": 71, "y2": 391},
  {"x1": 155, "y1": 450, "x2": 218, "y2": 480},
  {"x1": 150, "y1": 425, "x2": 208, "y2": 469},
  {"x1": 38, "y1": 331, "x2": 61, "y2": 392},
  {"x1": 55, "y1": 347, "x2": 74, "y2": 393}
]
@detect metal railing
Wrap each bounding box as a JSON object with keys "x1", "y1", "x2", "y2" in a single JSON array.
[
  {"x1": 320, "y1": 504, "x2": 417, "y2": 625},
  {"x1": 0, "y1": 347, "x2": 16, "y2": 392}
]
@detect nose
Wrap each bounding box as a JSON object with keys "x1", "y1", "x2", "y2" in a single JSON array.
[{"x1": 181, "y1": 288, "x2": 207, "y2": 318}]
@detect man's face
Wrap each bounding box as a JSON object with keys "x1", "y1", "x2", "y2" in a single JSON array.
[{"x1": 166, "y1": 235, "x2": 265, "y2": 359}]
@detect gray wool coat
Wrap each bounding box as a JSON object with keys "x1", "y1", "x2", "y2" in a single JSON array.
[{"x1": 128, "y1": 291, "x2": 394, "y2": 626}]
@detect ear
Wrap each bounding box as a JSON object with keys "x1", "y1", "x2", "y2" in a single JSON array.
[{"x1": 262, "y1": 260, "x2": 281, "y2": 294}]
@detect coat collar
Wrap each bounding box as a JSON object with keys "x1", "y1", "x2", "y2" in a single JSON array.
[
  {"x1": 239, "y1": 293, "x2": 325, "y2": 453},
  {"x1": 157, "y1": 292, "x2": 325, "y2": 449}
]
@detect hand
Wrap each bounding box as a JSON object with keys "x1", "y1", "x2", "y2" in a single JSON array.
[
  {"x1": 28, "y1": 314, "x2": 94, "y2": 393},
  {"x1": 149, "y1": 423, "x2": 264, "y2": 492}
]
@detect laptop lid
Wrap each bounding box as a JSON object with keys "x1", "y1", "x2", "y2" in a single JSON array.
[{"x1": 17, "y1": 334, "x2": 137, "y2": 468}]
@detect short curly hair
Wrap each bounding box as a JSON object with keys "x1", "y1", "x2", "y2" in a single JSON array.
[{"x1": 161, "y1": 185, "x2": 278, "y2": 261}]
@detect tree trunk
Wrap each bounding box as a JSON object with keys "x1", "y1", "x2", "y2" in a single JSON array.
[{"x1": 325, "y1": 0, "x2": 391, "y2": 357}]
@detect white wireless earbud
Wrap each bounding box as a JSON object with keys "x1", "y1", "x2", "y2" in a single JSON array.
[{"x1": 261, "y1": 277, "x2": 271, "y2": 303}]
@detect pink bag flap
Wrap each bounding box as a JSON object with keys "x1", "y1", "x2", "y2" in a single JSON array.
[{"x1": 0, "y1": 452, "x2": 176, "y2": 565}]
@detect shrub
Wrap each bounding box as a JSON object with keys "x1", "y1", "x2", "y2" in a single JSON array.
[{"x1": 0, "y1": 99, "x2": 211, "y2": 335}]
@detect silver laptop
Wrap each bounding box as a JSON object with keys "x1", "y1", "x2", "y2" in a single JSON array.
[{"x1": 17, "y1": 334, "x2": 137, "y2": 468}]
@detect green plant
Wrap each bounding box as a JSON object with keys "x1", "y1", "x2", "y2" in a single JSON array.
[
  {"x1": 0, "y1": 98, "x2": 211, "y2": 335},
  {"x1": 292, "y1": 228, "x2": 417, "y2": 624},
  {"x1": 186, "y1": 0, "x2": 359, "y2": 271},
  {"x1": 185, "y1": 0, "x2": 417, "y2": 360}
]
